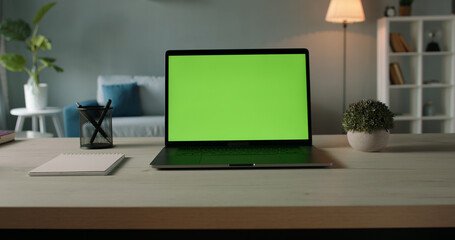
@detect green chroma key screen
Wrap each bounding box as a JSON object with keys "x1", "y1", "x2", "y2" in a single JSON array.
[{"x1": 168, "y1": 51, "x2": 309, "y2": 142}]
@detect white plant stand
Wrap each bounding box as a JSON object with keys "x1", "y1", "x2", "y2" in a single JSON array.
[{"x1": 10, "y1": 107, "x2": 64, "y2": 138}]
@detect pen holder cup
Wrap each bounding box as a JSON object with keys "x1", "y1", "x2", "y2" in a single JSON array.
[{"x1": 78, "y1": 106, "x2": 114, "y2": 149}]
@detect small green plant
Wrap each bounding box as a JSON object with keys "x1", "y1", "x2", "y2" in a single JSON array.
[
  {"x1": 342, "y1": 99, "x2": 394, "y2": 133},
  {"x1": 0, "y1": 2, "x2": 63, "y2": 86},
  {"x1": 400, "y1": 0, "x2": 414, "y2": 6}
]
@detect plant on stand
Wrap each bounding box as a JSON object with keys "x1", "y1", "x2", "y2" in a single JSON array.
[
  {"x1": 399, "y1": 0, "x2": 413, "y2": 16},
  {"x1": 0, "y1": 2, "x2": 63, "y2": 110},
  {"x1": 342, "y1": 99, "x2": 394, "y2": 152}
]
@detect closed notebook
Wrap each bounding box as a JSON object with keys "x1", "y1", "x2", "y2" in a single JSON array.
[
  {"x1": 0, "y1": 131, "x2": 14, "y2": 145},
  {"x1": 28, "y1": 153, "x2": 125, "y2": 176}
]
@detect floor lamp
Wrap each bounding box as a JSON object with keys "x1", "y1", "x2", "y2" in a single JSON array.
[{"x1": 325, "y1": 0, "x2": 365, "y2": 124}]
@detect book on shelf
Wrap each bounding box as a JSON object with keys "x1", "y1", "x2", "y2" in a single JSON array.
[
  {"x1": 390, "y1": 33, "x2": 412, "y2": 52},
  {"x1": 0, "y1": 131, "x2": 14, "y2": 145},
  {"x1": 389, "y1": 62, "x2": 405, "y2": 85},
  {"x1": 393, "y1": 63, "x2": 405, "y2": 84},
  {"x1": 398, "y1": 34, "x2": 412, "y2": 52}
]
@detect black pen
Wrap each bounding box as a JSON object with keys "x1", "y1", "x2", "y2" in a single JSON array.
[{"x1": 90, "y1": 99, "x2": 112, "y2": 144}]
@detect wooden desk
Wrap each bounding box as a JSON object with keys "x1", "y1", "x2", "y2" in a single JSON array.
[{"x1": 0, "y1": 134, "x2": 454, "y2": 230}]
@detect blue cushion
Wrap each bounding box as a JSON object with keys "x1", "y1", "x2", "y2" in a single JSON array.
[
  {"x1": 102, "y1": 82, "x2": 142, "y2": 117},
  {"x1": 63, "y1": 99, "x2": 99, "y2": 137}
]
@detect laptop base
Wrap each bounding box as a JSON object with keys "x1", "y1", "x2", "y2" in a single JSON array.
[{"x1": 150, "y1": 146, "x2": 333, "y2": 169}]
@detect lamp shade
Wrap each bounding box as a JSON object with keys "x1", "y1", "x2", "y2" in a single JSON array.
[{"x1": 325, "y1": 0, "x2": 365, "y2": 23}]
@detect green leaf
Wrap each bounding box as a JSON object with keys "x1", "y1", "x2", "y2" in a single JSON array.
[
  {"x1": 38, "y1": 57, "x2": 56, "y2": 65},
  {"x1": 0, "y1": 53, "x2": 26, "y2": 71},
  {"x1": 400, "y1": 0, "x2": 414, "y2": 6},
  {"x1": 33, "y1": 2, "x2": 57, "y2": 25},
  {"x1": 51, "y1": 64, "x2": 63, "y2": 73},
  {"x1": 31, "y1": 35, "x2": 52, "y2": 50},
  {"x1": 0, "y1": 19, "x2": 31, "y2": 41},
  {"x1": 38, "y1": 57, "x2": 63, "y2": 73}
]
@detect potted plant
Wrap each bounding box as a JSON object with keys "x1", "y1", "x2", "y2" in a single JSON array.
[
  {"x1": 0, "y1": 2, "x2": 63, "y2": 111},
  {"x1": 342, "y1": 99, "x2": 394, "y2": 152},
  {"x1": 399, "y1": 0, "x2": 413, "y2": 16}
]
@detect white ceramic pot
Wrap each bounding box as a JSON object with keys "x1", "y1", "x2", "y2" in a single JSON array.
[
  {"x1": 24, "y1": 83, "x2": 48, "y2": 111},
  {"x1": 347, "y1": 129, "x2": 390, "y2": 152}
]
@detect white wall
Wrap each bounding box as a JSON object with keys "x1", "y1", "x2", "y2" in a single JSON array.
[{"x1": 2, "y1": 0, "x2": 452, "y2": 135}]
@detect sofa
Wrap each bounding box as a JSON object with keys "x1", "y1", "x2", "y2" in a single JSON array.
[{"x1": 63, "y1": 75, "x2": 165, "y2": 137}]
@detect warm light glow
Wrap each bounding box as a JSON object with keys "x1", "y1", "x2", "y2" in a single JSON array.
[{"x1": 325, "y1": 0, "x2": 365, "y2": 23}]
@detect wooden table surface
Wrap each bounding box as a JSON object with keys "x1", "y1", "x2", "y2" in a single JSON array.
[{"x1": 1, "y1": 134, "x2": 454, "y2": 229}]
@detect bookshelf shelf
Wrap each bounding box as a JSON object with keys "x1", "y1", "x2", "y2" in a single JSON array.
[
  {"x1": 394, "y1": 115, "x2": 420, "y2": 121},
  {"x1": 422, "y1": 51, "x2": 453, "y2": 56},
  {"x1": 422, "y1": 115, "x2": 452, "y2": 120},
  {"x1": 389, "y1": 52, "x2": 419, "y2": 56},
  {"x1": 422, "y1": 83, "x2": 453, "y2": 88},
  {"x1": 389, "y1": 84, "x2": 419, "y2": 89},
  {"x1": 377, "y1": 16, "x2": 455, "y2": 134},
  {"x1": 389, "y1": 51, "x2": 453, "y2": 56}
]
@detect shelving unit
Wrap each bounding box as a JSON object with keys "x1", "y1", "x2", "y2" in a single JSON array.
[{"x1": 377, "y1": 16, "x2": 455, "y2": 133}]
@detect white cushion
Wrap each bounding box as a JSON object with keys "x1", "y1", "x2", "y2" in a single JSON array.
[
  {"x1": 96, "y1": 75, "x2": 165, "y2": 115},
  {"x1": 133, "y1": 76, "x2": 165, "y2": 115},
  {"x1": 112, "y1": 116, "x2": 164, "y2": 137}
]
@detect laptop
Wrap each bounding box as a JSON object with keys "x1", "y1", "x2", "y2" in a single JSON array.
[{"x1": 150, "y1": 48, "x2": 333, "y2": 169}]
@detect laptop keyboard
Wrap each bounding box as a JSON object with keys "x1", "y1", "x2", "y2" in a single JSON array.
[{"x1": 177, "y1": 146, "x2": 301, "y2": 155}]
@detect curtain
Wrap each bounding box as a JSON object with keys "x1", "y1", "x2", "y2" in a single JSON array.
[
  {"x1": 0, "y1": 37, "x2": 8, "y2": 130},
  {"x1": 0, "y1": 0, "x2": 9, "y2": 130}
]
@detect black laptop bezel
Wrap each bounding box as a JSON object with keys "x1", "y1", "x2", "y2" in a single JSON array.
[{"x1": 164, "y1": 48, "x2": 312, "y2": 147}]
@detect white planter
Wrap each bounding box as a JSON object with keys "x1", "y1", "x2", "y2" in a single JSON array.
[
  {"x1": 347, "y1": 130, "x2": 390, "y2": 152},
  {"x1": 24, "y1": 83, "x2": 48, "y2": 111}
]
